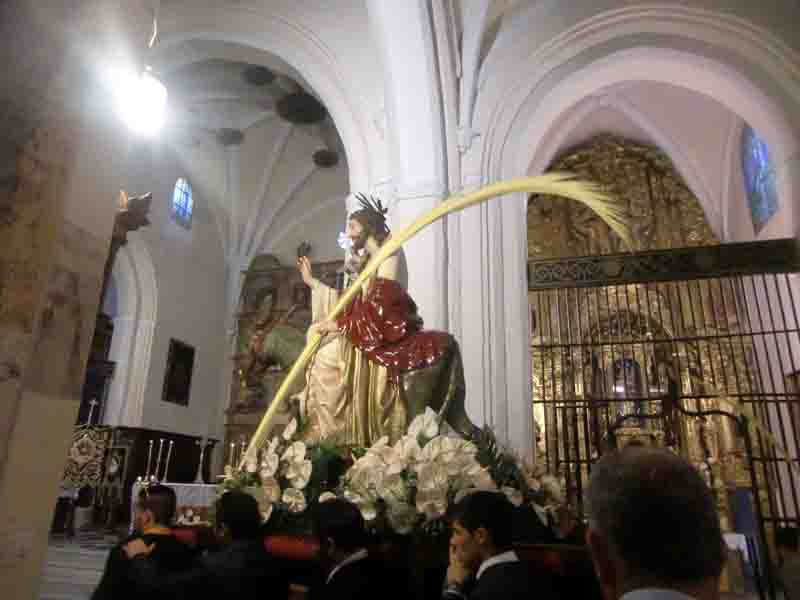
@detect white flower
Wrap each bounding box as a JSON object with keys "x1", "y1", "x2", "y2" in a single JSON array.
[
  {"x1": 282, "y1": 418, "x2": 298, "y2": 440},
  {"x1": 287, "y1": 459, "x2": 313, "y2": 490},
  {"x1": 261, "y1": 504, "x2": 274, "y2": 523},
  {"x1": 318, "y1": 492, "x2": 338, "y2": 503},
  {"x1": 282, "y1": 488, "x2": 307, "y2": 513},
  {"x1": 386, "y1": 501, "x2": 417, "y2": 534},
  {"x1": 387, "y1": 436, "x2": 420, "y2": 474},
  {"x1": 416, "y1": 488, "x2": 448, "y2": 520},
  {"x1": 261, "y1": 476, "x2": 282, "y2": 503},
  {"x1": 245, "y1": 457, "x2": 258, "y2": 473},
  {"x1": 281, "y1": 441, "x2": 307, "y2": 464},
  {"x1": 267, "y1": 437, "x2": 280, "y2": 456},
  {"x1": 502, "y1": 486, "x2": 524, "y2": 507},
  {"x1": 223, "y1": 465, "x2": 233, "y2": 479},
  {"x1": 408, "y1": 408, "x2": 440, "y2": 440},
  {"x1": 344, "y1": 489, "x2": 378, "y2": 521},
  {"x1": 260, "y1": 452, "x2": 279, "y2": 478},
  {"x1": 375, "y1": 472, "x2": 408, "y2": 503},
  {"x1": 337, "y1": 231, "x2": 353, "y2": 250}
]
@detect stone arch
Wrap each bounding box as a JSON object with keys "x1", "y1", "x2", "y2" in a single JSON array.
[
  {"x1": 467, "y1": 5, "x2": 800, "y2": 455},
  {"x1": 156, "y1": 3, "x2": 377, "y2": 193},
  {"x1": 103, "y1": 233, "x2": 158, "y2": 427}
]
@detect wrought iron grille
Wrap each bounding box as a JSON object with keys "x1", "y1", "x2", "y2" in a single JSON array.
[{"x1": 529, "y1": 239, "x2": 800, "y2": 599}]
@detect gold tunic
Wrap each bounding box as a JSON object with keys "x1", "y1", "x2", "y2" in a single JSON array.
[{"x1": 296, "y1": 273, "x2": 408, "y2": 446}]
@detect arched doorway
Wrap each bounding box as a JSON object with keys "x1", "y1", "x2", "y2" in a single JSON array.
[
  {"x1": 528, "y1": 136, "x2": 800, "y2": 597},
  {"x1": 102, "y1": 233, "x2": 158, "y2": 427}
]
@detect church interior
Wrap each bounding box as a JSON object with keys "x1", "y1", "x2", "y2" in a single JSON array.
[{"x1": 1, "y1": 1, "x2": 799, "y2": 599}]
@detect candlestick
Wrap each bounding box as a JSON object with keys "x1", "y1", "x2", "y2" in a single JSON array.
[
  {"x1": 228, "y1": 442, "x2": 235, "y2": 468},
  {"x1": 155, "y1": 439, "x2": 165, "y2": 482},
  {"x1": 145, "y1": 440, "x2": 154, "y2": 480},
  {"x1": 194, "y1": 438, "x2": 207, "y2": 484},
  {"x1": 239, "y1": 438, "x2": 246, "y2": 468},
  {"x1": 86, "y1": 399, "x2": 98, "y2": 425},
  {"x1": 162, "y1": 440, "x2": 174, "y2": 482}
]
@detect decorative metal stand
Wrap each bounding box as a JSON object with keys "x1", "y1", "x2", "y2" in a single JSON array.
[{"x1": 194, "y1": 439, "x2": 208, "y2": 484}]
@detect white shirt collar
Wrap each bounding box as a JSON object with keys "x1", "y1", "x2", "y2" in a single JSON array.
[
  {"x1": 621, "y1": 588, "x2": 698, "y2": 600},
  {"x1": 476, "y1": 549, "x2": 519, "y2": 580},
  {"x1": 326, "y1": 548, "x2": 369, "y2": 584}
]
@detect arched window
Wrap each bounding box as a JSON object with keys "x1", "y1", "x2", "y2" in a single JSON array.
[
  {"x1": 171, "y1": 177, "x2": 193, "y2": 228},
  {"x1": 741, "y1": 125, "x2": 778, "y2": 234}
]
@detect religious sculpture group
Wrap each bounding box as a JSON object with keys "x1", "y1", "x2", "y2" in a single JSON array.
[{"x1": 239, "y1": 195, "x2": 476, "y2": 447}]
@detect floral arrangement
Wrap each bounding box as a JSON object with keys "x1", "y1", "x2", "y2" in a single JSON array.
[
  {"x1": 220, "y1": 418, "x2": 347, "y2": 527},
  {"x1": 220, "y1": 409, "x2": 565, "y2": 536}
]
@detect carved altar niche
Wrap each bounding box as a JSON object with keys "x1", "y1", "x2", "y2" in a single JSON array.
[
  {"x1": 527, "y1": 134, "x2": 718, "y2": 260},
  {"x1": 528, "y1": 135, "x2": 754, "y2": 502},
  {"x1": 225, "y1": 254, "x2": 342, "y2": 445}
]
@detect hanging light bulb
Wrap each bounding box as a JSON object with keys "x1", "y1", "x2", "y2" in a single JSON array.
[
  {"x1": 116, "y1": 66, "x2": 167, "y2": 136},
  {"x1": 114, "y1": 1, "x2": 167, "y2": 136}
]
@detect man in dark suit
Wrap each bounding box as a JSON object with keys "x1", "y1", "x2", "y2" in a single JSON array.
[
  {"x1": 125, "y1": 490, "x2": 289, "y2": 600},
  {"x1": 309, "y1": 498, "x2": 408, "y2": 600},
  {"x1": 443, "y1": 491, "x2": 559, "y2": 600},
  {"x1": 92, "y1": 484, "x2": 195, "y2": 600},
  {"x1": 585, "y1": 447, "x2": 726, "y2": 600}
]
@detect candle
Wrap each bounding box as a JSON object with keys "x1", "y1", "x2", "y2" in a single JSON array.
[
  {"x1": 239, "y1": 439, "x2": 246, "y2": 468},
  {"x1": 155, "y1": 439, "x2": 165, "y2": 481},
  {"x1": 229, "y1": 442, "x2": 235, "y2": 467},
  {"x1": 145, "y1": 440, "x2": 154, "y2": 480},
  {"x1": 162, "y1": 440, "x2": 174, "y2": 482}
]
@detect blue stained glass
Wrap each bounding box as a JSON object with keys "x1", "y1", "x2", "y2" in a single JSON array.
[
  {"x1": 741, "y1": 125, "x2": 778, "y2": 234},
  {"x1": 172, "y1": 177, "x2": 193, "y2": 227}
]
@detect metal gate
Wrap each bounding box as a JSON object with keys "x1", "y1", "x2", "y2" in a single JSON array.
[{"x1": 529, "y1": 239, "x2": 800, "y2": 599}]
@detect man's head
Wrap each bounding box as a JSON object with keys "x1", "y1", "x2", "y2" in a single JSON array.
[
  {"x1": 586, "y1": 447, "x2": 725, "y2": 600},
  {"x1": 312, "y1": 499, "x2": 367, "y2": 565},
  {"x1": 448, "y1": 491, "x2": 514, "y2": 572},
  {"x1": 347, "y1": 193, "x2": 390, "y2": 251},
  {"x1": 215, "y1": 490, "x2": 263, "y2": 542},
  {"x1": 134, "y1": 484, "x2": 177, "y2": 531}
]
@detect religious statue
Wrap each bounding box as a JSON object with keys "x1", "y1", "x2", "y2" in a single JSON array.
[{"x1": 251, "y1": 195, "x2": 477, "y2": 446}]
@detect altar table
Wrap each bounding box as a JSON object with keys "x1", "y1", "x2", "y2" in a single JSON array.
[{"x1": 131, "y1": 482, "x2": 217, "y2": 530}]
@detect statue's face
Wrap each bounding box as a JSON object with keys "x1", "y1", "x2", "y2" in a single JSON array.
[{"x1": 346, "y1": 218, "x2": 369, "y2": 251}]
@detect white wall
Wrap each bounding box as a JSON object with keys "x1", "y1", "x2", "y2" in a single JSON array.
[{"x1": 119, "y1": 141, "x2": 228, "y2": 439}]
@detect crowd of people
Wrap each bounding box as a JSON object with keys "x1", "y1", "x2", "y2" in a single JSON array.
[{"x1": 89, "y1": 445, "x2": 795, "y2": 600}]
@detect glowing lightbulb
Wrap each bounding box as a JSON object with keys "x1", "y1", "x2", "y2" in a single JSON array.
[{"x1": 116, "y1": 67, "x2": 167, "y2": 136}]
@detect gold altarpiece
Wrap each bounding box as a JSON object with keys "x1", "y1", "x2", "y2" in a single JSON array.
[{"x1": 528, "y1": 135, "x2": 771, "y2": 540}]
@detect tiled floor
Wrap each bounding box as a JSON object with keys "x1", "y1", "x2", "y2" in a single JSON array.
[{"x1": 39, "y1": 531, "x2": 118, "y2": 600}]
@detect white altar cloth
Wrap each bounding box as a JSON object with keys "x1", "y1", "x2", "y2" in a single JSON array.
[{"x1": 131, "y1": 482, "x2": 217, "y2": 530}]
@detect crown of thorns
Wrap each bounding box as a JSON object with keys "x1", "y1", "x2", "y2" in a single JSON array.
[
  {"x1": 351, "y1": 193, "x2": 390, "y2": 235},
  {"x1": 354, "y1": 193, "x2": 388, "y2": 217}
]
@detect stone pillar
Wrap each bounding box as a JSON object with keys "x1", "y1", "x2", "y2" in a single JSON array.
[
  {"x1": 366, "y1": 0, "x2": 448, "y2": 330},
  {"x1": 0, "y1": 2, "x2": 135, "y2": 596},
  {"x1": 0, "y1": 118, "x2": 115, "y2": 600}
]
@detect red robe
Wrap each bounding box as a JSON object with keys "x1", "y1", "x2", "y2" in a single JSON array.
[{"x1": 336, "y1": 277, "x2": 450, "y2": 377}]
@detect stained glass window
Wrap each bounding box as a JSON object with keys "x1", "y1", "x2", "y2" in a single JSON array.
[
  {"x1": 741, "y1": 125, "x2": 778, "y2": 234},
  {"x1": 171, "y1": 177, "x2": 193, "y2": 228}
]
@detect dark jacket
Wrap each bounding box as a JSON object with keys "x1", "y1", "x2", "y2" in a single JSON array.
[
  {"x1": 128, "y1": 538, "x2": 289, "y2": 600},
  {"x1": 444, "y1": 560, "x2": 559, "y2": 600},
  {"x1": 309, "y1": 553, "x2": 409, "y2": 600},
  {"x1": 92, "y1": 532, "x2": 196, "y2": 600}
]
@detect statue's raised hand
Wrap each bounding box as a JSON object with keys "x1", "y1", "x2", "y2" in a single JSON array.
[{"x1": 297, "y1": 256, "x2": 314, "y2": 287}]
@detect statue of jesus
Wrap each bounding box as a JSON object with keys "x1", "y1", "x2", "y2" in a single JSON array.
[{"x1": 294, "y1": 195, "x2": 453, "y2": 446}]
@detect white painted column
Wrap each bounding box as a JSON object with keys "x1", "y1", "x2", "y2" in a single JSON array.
[
  {"x1": 456, "y1": 176, "x2": 533, "y2": 458},
  {"x1": 366, "y1": 0, "x2": 448, "y2": 330},
  {"x1": 104, "y1": 315, "x2": 135, "y2": 426}
]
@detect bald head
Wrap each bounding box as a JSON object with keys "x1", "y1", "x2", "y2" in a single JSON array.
[{"x1": 586, "y1": 447, "x2": 725, "y2": 588}]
